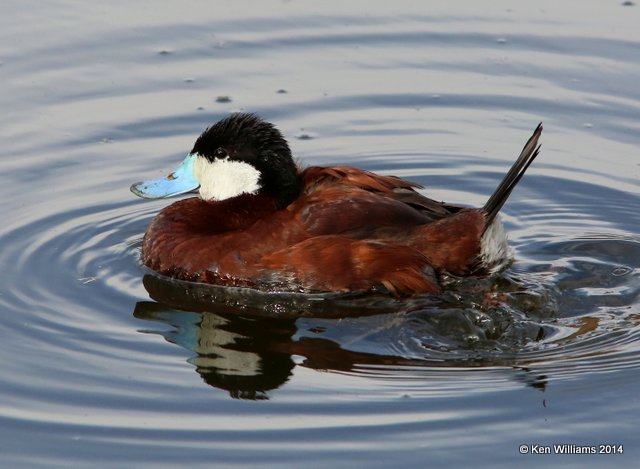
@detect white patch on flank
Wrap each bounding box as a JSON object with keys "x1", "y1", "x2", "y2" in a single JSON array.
[
  {"x1": 193, "y1": 156, "x2": 261, "y2": 201},
  {"x1": 480, "y1": 217, "x2": 510, "y2": 271}
]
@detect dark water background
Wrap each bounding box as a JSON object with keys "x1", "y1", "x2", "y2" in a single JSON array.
[{"x1": 1, "y1": 1, "x2": 639, "y2": 467}]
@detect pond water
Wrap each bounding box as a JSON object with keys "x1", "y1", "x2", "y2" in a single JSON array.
[{"x1": 1, "y1": 1, "x2": 639, "y2": 467}]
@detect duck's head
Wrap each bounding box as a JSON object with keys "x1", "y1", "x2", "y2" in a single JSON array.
[{"x1": 131, "y1": 113, "x2": 302, "y2": 207}]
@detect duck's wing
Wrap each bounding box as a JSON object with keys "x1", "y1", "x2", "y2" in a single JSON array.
[
  {"x1": 302, "y1": 165, "x2": 422, "y2": 193},
  {"x1": 383, "y1": 188, "x2": 461, "y2": 220},
  {"x1": 300, "y1": 165, "x2": 458, "y2": 223}
]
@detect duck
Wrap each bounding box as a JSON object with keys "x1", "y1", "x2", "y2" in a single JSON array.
[{"x1": 131, "y1": 113, "x2": 542, "y2": 296}]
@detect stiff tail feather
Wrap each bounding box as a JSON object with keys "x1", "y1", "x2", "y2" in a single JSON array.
[{"x1": 483, "y1": 123, "x2": 542, "y2": 226}]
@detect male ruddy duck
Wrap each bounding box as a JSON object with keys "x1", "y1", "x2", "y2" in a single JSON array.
[{"x1": 131, "y1": 113, "x2": 542, "y2": 296}]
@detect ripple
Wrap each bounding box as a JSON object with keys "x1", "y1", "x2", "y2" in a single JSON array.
[
  {"x1": 131, "y1": 227, "x2": 640, "y2": 397},
  {"x1": 0, "y1": 198, "x2": 171, "y2": 414},
  {"x1": 3, "y1": 159, "x2": 635, "y2": 405},
  {"x1": 0, "y1": 201, "x2": 147, "y2": 313},
  {"x1": 2, "y1": 2, "x2": 640, "y2": 465}
]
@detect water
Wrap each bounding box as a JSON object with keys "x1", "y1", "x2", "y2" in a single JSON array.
[{"x1": 1, "y1": 1, "x2": 639, "y2": 467}]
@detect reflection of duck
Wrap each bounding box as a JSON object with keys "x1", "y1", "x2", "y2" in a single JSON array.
[
  {"x1": 131, "y1": 114, "x2": 542, "y2": 295},
  {"x1": 135, "y1": 301, "x2": 295, "y2": 400},
  {"x1": 134, "y1": 275, "x2": 548, "y2": 399}
]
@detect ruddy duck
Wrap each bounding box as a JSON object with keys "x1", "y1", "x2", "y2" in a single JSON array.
[{"x1": 131, "y1": 113, "x2": 541, "y2": 296}]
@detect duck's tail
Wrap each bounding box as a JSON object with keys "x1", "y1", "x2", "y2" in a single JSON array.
[{"x1": 483, "y1": 123, "x2": 542, "y2": 227}]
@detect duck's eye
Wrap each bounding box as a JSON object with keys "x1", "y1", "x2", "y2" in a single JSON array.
[{"x1": 214, "y1": 147, "x2": 228, "y2": 158}]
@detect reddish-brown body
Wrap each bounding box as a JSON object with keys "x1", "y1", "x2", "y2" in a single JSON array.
[{"x1": 143, "y1": 165, "x2": 487, "y2": 295}]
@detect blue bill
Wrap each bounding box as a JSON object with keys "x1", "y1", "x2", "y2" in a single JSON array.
[{"x1": 130, "y1": 154, "x2": 199, "y2": 199}]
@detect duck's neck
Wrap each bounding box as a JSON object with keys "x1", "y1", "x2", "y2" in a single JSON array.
[
  {"x1": 168, "y1": 193, "x2": 278, "y2": 237},
  {"x1": 275, "y1": 173, "x2": 303, "y2": 208},
  {"x1": 258, "y1": 162, "x2": 303, "y2": 209}
]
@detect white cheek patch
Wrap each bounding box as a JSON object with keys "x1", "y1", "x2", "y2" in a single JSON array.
[{"x1": 193, "y1": 156, "x2": 262, "y2": 201}]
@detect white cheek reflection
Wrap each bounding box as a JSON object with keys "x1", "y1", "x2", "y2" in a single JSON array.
[{"x1": 193, "y1": 156, "x2": 261, "y2": 201}]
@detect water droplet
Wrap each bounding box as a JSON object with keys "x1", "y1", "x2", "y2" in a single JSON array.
[
  {"x1": 466, "y1": 335, "x2": 480, "y2": 344},
  {"x1": 611, "y1": 266, "x2": 632, "y2": 277},
  {"x1": 215, "y1": 95, "x2": 232, "y2": 103}
]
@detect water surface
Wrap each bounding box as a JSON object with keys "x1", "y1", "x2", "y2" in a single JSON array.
[{"x1": 1, "y1": 1, "x2": 639, "y2": 467}]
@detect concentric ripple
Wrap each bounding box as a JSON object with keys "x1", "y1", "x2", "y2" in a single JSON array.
[
  {"x1": 131, "y1": 176, "x2": 640, "y2": 396},
  {"x1": 0, "y1": 200, "x2": 147, "y2": 317},
  {"x1": 3, "y1": 165, "x2": 638, "y2": 406}
]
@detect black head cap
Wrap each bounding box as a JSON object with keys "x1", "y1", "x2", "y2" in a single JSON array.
[{"x1": 191, "y1": 113, "x2": 302, "y2": 207}]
